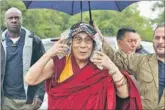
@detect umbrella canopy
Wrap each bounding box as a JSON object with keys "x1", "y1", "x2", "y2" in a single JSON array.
[{"x1": 22, "y1": 1, "x2": 138, "y2": 25}]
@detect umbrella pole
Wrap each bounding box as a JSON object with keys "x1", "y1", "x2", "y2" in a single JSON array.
[
  {"x1": 88, "y1": 1, "x2": 93, "y2": 26},
  {"x1": 80, "y1": 1, "x2": 82, "y2": 22}
]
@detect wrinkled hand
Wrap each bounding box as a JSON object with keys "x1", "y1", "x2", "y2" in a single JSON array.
[
  {"x1": 47, "y1": 38, "x2": 70, "y2": 58},
  {"x1": 31, "y1": 97, "x2": 42, "y2": 110},
  {"x1": 91, "y1": 51, "x2": 119, "y2": 76},
  {"x1": 91, "y1": 51, "x2": 112, "y2": 69}
]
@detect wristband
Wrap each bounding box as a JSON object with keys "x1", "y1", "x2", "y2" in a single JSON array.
[
  {"x1": 114, "y1": 75, "x2": 124, "y2": 83},
  {"x1": 115, "y1": 78, "x2": 127, "y2": 88}
]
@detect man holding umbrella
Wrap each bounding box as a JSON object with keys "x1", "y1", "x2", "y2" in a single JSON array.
[{"x1": 94, "y1": 23, "x2": 165, "y2": 109}]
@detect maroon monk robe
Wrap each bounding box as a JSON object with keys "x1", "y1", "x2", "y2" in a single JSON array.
[{"x1": 45, "y1": 55, "x2": 142, "y2": 110}]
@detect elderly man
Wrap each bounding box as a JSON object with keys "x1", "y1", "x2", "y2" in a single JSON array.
[
  {"x1": 1, "y1": 7, "x2": 45, "y2": 109},
  {"x1": 24, "y1": 22, "x2": 142, "y2": 110},
  {"x1": 96, "y1": 23, "x2": 165, "y2": 109}
]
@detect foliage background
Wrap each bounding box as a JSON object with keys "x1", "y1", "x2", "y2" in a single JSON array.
[{"x1": 1, "y1": 0, "x2": 164, "y2": 41}]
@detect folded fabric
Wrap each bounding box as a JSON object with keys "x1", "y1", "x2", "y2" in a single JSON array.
[{"x1": 45, "y1": 55, "x2": 142, "y2": 110}]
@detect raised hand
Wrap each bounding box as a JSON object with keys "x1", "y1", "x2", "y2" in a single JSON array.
[
  {"x1": 91, "y1": 51, "x2": 120, "y2": 76},
  {"x1": 46, "y1": 38, "x2": 70, "y2": 58}
]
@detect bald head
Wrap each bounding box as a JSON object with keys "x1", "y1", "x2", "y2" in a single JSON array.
[
  {"x1": 5, "y1": 7, "x2": 22, "y2": 20},
  {"x1": 5, "y1": 7, "x2": 22, "y2": 34}
]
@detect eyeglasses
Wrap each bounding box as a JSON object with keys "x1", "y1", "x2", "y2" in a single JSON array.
[{"x1": 73, "y1": 36, "x2": 93, "y2": 44}]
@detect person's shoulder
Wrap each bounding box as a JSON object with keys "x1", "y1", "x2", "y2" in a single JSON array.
[
  {"x1": 146, "y1": 53, "x2": 156, "y2": 60},
  {"x1": 22, "y1": 27, "x2": 41, "y2": 41},
  {"x1": 126, "y1": 52, "x2": 151, "y2": 63},
  {"x1": 140, "y1": 53, "x2": 155, "y2": 58},
  {"x1": 32, "y1": 34, "x2": 42, "y2": 42},
  {"x1": 28, "y1": 32, "x2": 42, "y2": 43},
  {"x1": 135, "y1": 53, "x2": 155, "y2": 61},
  {"x1": 1, "y1": 29, "x2": 8, "y2": 40}
]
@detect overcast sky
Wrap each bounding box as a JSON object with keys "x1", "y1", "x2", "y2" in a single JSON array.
[{"x1": 137, "y1": 1, "x2": 161, "y2": 19}]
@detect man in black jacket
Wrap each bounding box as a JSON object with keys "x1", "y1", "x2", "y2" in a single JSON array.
[{"x1": 1, "y1": 7, "x2": 45, "y2": 110}]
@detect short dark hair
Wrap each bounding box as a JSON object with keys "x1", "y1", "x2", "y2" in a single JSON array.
[
  {"x1": 153, "y1": 22, "x2": 165, "y2": 36},
  {"x1": 116, "y1": 27, "x2": 136, "y2": 40}
]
